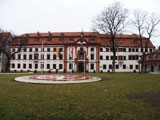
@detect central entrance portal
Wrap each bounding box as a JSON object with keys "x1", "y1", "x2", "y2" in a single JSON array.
[{"x1": 78, "y1": 62, "x2": 84, "y2": 73}]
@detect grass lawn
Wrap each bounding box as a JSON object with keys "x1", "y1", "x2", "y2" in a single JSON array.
[{"x1": 0, "y1": 73, "x2": 160, "y2": 120}]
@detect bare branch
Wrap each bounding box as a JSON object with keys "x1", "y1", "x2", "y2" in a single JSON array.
[{"x1": 92, "y1": 2, "x2": 128, "y2": 72}]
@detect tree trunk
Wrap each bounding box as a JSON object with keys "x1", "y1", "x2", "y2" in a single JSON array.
[
  {"x1": 140, "y1": 53, "x2": 145, "y2": 73},
  {"x1": 5, "y1": 57, "x2": 11, "y2": 72},
  {"x1": 112, "y1": 49, "x2": 116, "y2": 73}
]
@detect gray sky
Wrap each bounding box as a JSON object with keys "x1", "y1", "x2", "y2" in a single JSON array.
[{"x1": 0, "y1": 0, "x2": 160, "y2": 47}]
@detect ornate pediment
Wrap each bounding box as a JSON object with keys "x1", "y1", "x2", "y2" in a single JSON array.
[{"x1": 75, "y1": 38, "x2": 88, "y2": 45}]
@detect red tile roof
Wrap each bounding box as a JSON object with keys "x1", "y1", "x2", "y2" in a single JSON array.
[{"x1": 13, "y1": 32, "x2": 155, "y2": 48}]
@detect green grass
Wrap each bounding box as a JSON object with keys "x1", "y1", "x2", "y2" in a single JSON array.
[{"x1": 0, "y1": 73, "x2": 160, "y2": 120}]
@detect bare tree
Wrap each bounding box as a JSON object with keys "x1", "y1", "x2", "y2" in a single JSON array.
[
  {"x1": 92, "y1": 2, "x2": 128, "y2": 72},
  {"x1": 0, "y1": 29, "x2": 27, "y2": 72},
  {"x1": 132, "y1": 10, "x2": 160, "y2": 73}
]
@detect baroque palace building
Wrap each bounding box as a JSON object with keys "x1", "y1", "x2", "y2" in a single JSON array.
[{"x1": 9, "y1": 32, "x2": 155, "y2": 73}]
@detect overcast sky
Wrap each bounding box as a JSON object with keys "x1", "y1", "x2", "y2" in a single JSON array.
[{"x1": 0, "y1": 0, "x2": 160, "y2": 47}]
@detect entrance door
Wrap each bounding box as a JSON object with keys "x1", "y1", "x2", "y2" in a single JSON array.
[{"x1": 78, "y1": 62, "x2": 84, "y2": 73}]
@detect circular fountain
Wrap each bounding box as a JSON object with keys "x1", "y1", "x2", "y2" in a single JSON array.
[{"x1": 14, "y1": 75, "x2": 101, "y2": 84}]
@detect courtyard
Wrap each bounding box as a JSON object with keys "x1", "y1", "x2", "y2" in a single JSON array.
[{"x1": 0, "y1": 73, "x2": 160, "y2": 120}]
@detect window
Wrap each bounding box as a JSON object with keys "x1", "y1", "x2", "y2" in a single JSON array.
[
  {"x1": 118, "y1": 48, "x2": 123, "y2": 52},
  {"x1": 53, "y1": 48, "x2": 56, "y2": 52},
  {"x1": 59, "y1": 55, "x2": 63, "y2": 60},
  {"x1": 35, "y1": 48, "x2": 38, "y2": 52},
  {"x1": 106, "y1": 56, "x2": 109, "y2": 60},
  {"x1": 136, "y1": 48, "x2": 139, "y2": 52},
  {"x1": 48, "y1": 38, "x2": 51, "y2": 42},
  {"x1": 80, "y1": 53, "x2": 84, "y2": 59},
  {"x1": 29, "y1": 54, "x2": 32, "y2": 59},
  {"x1": 53, "y1": 64, "x2": 56, "y2": 69},
  {"x1": 123, "y1": 48, "x2": 126, "y2": 52},
  {"x1": 145, "y1": 49, "x2": 148, "y2": 52},
  {"x1": 47, "y1": 48, "x2": 50, "y2": 52},
  {"x1": 47, "y1": 54, "x2": 50, "y2": 60},
  {"x1": 12, "y1": 55, "x2": 15, "y2": 60},
  {"x1": 132, "y1": 56, "x2": 135, "y2": 60},
  {"x1": 118, "y1": 56, "x2": 123, "y2": 60},
  {"x1": 34, "y1": 54, "x2": 38, "y2": 60},
  {"x1": 29, "y1": 48, "x2": 32, "y2": 52},
  {"x1": 12, "y1": 64, "x2": 15, "y2": 68},
  {"x1": 141, "y1": 48, "x2": 143, "y2": 52},
  {"x1": 134, "y1": 39, "x2": 138, "y2": 44},
  {"x1": 29, "y1": 64, "x2": 32, "y2": 69},
  {"x1": 47, "y1": 64, "x2": 50, "y2": 69},
  {"x1": 35, "y1": 64, "x2": 38, "y2": 69},
  {"x1": 150, "y1": 49, "x2": 153, "y2": 52},
  {"x1": 23, "y1": 55, "x2": 26, "y2": 60},
  {"x1": 130, "y1": 65, "x2": 133, "y2": 69},
  {"x1": 132, "y1": 48, "x2": 135, "y2": 52},
  {"x1": 135, "y1": 65, "x2": 139, "y2": 69},
  {"x1": 69, "y1": 64, "x2": 72, "y2": 69},
  {"x1": 106, "y1": 48, "x2": 109, "y2": 52},
  {"x1": 59, "y1": 48, "x2": 63, "y2": 52},
  {"x1": 23, "y1": 64, "x2": 26, "y2": 69},
  {"x1": 53, "y1": 55, "x2": 56, "y2": 60},
  {"x1": 109, "y1": 65, "x2": 112, "y2": 69},
  {"x1": 12, "y1": 48, "x2": 15, "y2": 52},
  {"x1": 59, "y1": 64, "x2": 63, "y2": 69},
  {"x1": 129, "y1": 48, "x2": 131, "y2": 52},
  {"x1": 18, "y1": 54, "x2": 21, "y2": 59},
  {"x1": 103, "y1": 65, "x2": 106, "y2": 69},
  {"x1": 91, "y1": 54, "x2": 94, "y2": 60},
  {"x1": 23, "y1": 48, "x2": 27, "y2": 52},
  {"x1": 91, "y1": 64, "x2": 94, "y2": 70},
  {"x1": 123, "y1": 65, "x2": 126, "y2": 69},
  {"x1": 40, "y1": 64, "x2": 44, "y2": 69},
  {"x1": 91, "y1": 47, "x2": 94, "y2": 51},
  {"x1": 35, "y1": 38, "x2": 39, "y2": 42},
  {"x1": 18, "y1": 64, "x2": 21, "y2": 68},
  {"x1": 69, "y1": 36, "x2": 74, "y2": 41},
  {"x1": 100, "y1": 56, "x2": 103, "y2": 60},
  {"x1": 136, "y1": 55, "x2": 139, "y2": 60},
  {"x1": 90, "y1": 36, "x2": 95, "y2": 41},
  {"x1": 59, "y1": 36, "x2": 64, "y2": 42},
  {"x1": 116, "y1": 65, "x2": 119, "y2": 69},
  {"x1": 100, "y1": 48, "x2": 103, "y2": 52}
]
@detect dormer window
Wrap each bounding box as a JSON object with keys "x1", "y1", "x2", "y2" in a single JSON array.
[
  {"x1": 48, "y1": 38, "x2": 51, "y2": 42},
  {"x1": 134, "y1": 39, "x2": 138, "y2": 44},
  {"x1": 35, "y1": 38, "x2": 39, "y2": 42},
  {"x1": 23, "y1": 38, "x2": 28, "y2": 43},
  {"x1": 12, "y1": 38, "x2": 17, "y2": 43},
  {"x1": 59, "y1": 33, "x2": 64, "y2": 42},
  {"x1": 69, "y1": 36, "x2": 74, "y2": 41},
  {"x1": 90, "y1": 36, "x2": 95, "y2": 41},
  {"x1": 59, "y1": 37, "x2": 63, "y2": 42}
]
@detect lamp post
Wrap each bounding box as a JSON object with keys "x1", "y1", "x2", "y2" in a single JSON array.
[{"x1": 41, "y1": 40, "x2": 45, "y2": 73}]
